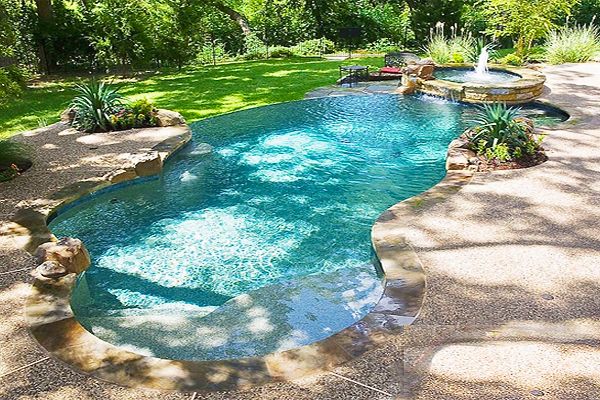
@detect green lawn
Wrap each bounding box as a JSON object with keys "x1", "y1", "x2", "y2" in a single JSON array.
[{"x1": 0, "y1": 57, "x2": 383, "y2": 139}]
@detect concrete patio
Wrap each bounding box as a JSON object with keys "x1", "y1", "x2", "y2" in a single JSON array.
[{"x1": 1, "y1": 63, "x2": 599, "y2": 399}]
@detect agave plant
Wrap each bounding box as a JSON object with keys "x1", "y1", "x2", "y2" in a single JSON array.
[
  {"x1": 467, "y1": 103, "x2": 541, "y2": 161},
  {"x1": 70, "y1": 80, "x2": 123, "y2": 133}
]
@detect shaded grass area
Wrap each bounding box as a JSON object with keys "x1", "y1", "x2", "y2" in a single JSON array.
[{"x1": 0, "y1": 57, "x2": 383, "y2": 139}]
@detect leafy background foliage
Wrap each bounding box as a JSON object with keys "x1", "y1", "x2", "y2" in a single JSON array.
[{"x1": 0, "y1": 0, "x2": 598, "y2": 137}]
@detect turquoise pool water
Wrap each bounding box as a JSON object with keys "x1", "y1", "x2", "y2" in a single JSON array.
[
  {"x1": 49, "y1": 95, "x2": 561, "y2": 360},
  {"x1": 434, "y1": 68, "x2": 521, "y2": 84}
]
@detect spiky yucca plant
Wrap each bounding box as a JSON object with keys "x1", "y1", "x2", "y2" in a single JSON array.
[
  {"x1": 468, "y1": 103, "x2": 525, "y2": 146},
  {"x1": 70, "y1": 80, "x2": 123, "y2": 133}
]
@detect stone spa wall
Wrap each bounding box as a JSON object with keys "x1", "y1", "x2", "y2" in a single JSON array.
[{"x1": 417, "y1": 64, "x2": 546, "y2": 104}]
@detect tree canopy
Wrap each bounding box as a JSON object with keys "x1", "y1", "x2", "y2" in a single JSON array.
[{"x1": 0, "y1": 0, "x2": 596, "y2": 73}]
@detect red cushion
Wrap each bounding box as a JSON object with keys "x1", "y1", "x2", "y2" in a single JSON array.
[{"x1": 380, "y1": 66, "x2": 401, "y2": 74}]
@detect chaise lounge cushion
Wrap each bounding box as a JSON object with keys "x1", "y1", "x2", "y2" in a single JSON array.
[{"x1": 380, "y1": 66, "x2": 402, "y2": 74}]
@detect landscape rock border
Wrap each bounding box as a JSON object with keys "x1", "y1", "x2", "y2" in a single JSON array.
[{"x1": 6, "y1": 112, "x2": 190, "y2": 255}]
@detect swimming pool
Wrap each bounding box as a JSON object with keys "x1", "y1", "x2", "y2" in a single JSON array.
[{"x1": 48, "y1": 94, "x2": 561, "y2": 361}]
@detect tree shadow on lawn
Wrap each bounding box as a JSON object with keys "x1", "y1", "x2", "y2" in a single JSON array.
[
  {"x1": 118, "y1": 58, "x2": 383, "y2": 122},
  {"x1": 0, "y1": 58, "x2": 384, "y2": 139}
]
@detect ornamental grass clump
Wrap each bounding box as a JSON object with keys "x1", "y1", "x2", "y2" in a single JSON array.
[
  {"x1": 545, "y1": 22, "x2": 600, "y2": 64},
  {"x1": 424, "y1": 23, "x2": 477, "y2": 64},
  {"x1": 467, "y1": 103, "x2": 544, "y2": 162}
]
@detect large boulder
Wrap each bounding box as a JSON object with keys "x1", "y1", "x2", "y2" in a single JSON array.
[
  {"x1": 446, "y1": 146, "x2": 477, "y2": 171},
  {"x1": 156, "y1": 109, "x2": 186, "y2": 127},
  {"x1": 36, "y1": 260, "x2": 69, "y2": 279},
  {"x1": 104, "y1": 168, "x2": 137, "y2": 184},
  {"x1": 403, "y1": 58, "x2": 436, "y2": 80},
  {"x1": 397, "y1": 76, "x2": 418, "y2": 95},
  {"x1": 515, "y1": 116, "x2": 535, "y2": 135},
  {"x1": 417, "y1": 64, "x2": 435, "y2": 80},
  {"x1": 35, "y1": 237, "x2": 90, "y2": 274},
  {"x1": 132, "y1": 151, "x2": 163, "y2": 177}
]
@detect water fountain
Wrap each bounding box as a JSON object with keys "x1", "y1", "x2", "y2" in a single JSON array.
[
  {"x1": 416, "y1": 44, "x2": 547, "y2": 104},
  {"x1": 474, "y1": 46, "x2": 490, "y2": 78},
  {"x1": 434, "y1": 46, "x2": 520, "y2": 84}
]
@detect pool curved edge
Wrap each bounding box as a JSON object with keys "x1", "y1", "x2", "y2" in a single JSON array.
[{"x1": 23, "y1": 119, "x2": 474, "y2": 392}]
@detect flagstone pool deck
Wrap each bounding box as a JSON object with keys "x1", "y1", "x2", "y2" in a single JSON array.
[{"x1": 1, "y1": 63, "x2": 600, "y2": 399}]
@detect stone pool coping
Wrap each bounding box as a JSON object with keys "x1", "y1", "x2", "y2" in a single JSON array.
[
  {"x1": 7, "y1": 124, "x2": 191, "y2": 254},
  {"x1": 21, "y1": 105, "x2": 475, "y2": 392},
  {"x1": 418, "y1": 64, "x2": 546, "y2": 104}
]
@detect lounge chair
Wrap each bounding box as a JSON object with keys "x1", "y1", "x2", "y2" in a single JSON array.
[{"x1": 379, "y1": 52, "x2": 420, "y2": 76}]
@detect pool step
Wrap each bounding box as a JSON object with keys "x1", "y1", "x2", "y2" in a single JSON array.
[
  {"x1": 79, "y1": 304, "x2": 218, "y2": 318},
  {"x1": 78, "y1": 266, "x2": 383, "y2": 360}
]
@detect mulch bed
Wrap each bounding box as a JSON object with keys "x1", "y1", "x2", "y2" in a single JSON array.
[
  {"x1": 473, "y1": 150, "x2": 548, "y2": 172},
  {"x1": 0, "y1": 159, "x2": 32, "y2": 182}
]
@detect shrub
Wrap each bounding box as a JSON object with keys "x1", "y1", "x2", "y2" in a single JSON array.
[
  {"x1": 70, "y1": 80, "x2": 123, "y2": 133},
  {"x1": 466, "y1": 103, "x2": 543, "y2": 161},
  {"x1": 525, "y1": 46, "x2": 547, "y2": 63},
  {"x1": 424, "y1": 24, "x2": 477, "y2": 63},
  {"x1": 0, "y1": 66, "x2": 28, "y2": 106},
  {"x1": 196, "y1": 42, "x2": 229, "y2": 65},
  {"x1": 469, "y1": 38, "x2": 498, "y2": 63},
  {"x1": 109, "y1": 98, "x2": 159, "y2": 131},
  {"x1": 365, "y1": 38, "x2": 401, "y2": 53},
  {"x1": 292, "y1": 38, "x2": 336, "y2": 56},
  {"x1": 498, "y1": 53, "x2": 523, "y2": 66},
  {"x1": 130, "y1": 98, "x2": 154, "y2": 116},
  {"x1": 243, "y1": 33, "x2": 267, "y2": 60},
  {"x1": 544, "y1": 23, "x2": 600, "y2": 64},
  {"x1": 0, "y1": 139, "x2": 31, "y2": 182},
  {"x1": 269, "y1": 46, "x2": 295, "y2": 58}
]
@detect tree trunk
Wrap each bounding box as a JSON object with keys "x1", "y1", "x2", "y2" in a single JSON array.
[
  {"x1": 35, "y1": 0, "x2": 53, "y2": 22},
  {"x1": 213, "y1": 3, "x2": 252, "y2": 36},
  {"x1": 34, "y1": 0, "x2": 54, "y2": 73}
]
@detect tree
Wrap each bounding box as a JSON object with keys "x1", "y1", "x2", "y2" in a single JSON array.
[
  {"x1": 481, "y1": 0, "x2": 578, "y2": 56},
  {"x1": 208, "y1": 0, "x2": 253, "y2": 36},
  {"x1": 34, "y1": 0, "x2": 55, "y2": 71},
  {"x1": 571, "y1": 0, "x2": 600, "y2": 25},
  {"x1": 0, "y1": 0, "x2": 19, "y2": 58}
]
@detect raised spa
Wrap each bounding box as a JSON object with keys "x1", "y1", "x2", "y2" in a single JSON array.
[
  {"x1": 418, "y1": 65, "x2": 547, "y2": 104},
  {"x1": 49, "y1": 95, "x2": 564, "y2": 361}
]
